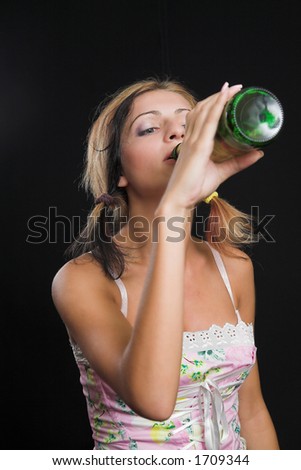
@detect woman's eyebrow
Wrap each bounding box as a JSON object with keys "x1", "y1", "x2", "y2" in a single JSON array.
[{"x1": 130, "y1": 108, "x2": 191, "y2": 128}]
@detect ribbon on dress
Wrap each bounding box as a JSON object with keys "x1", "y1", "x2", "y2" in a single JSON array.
[
  {"x1": 200, "y1": 379, "x2": 229, "y2": 449},
  {"x1": 171, "y1": 378, "x2": 229, "y2": 450}
]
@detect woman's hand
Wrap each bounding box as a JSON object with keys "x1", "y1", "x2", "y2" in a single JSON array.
[{"x1": 159, "y1": 82, "x2": 264, "y2": 212}]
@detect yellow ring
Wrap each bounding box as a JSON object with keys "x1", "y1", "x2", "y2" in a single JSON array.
[{"x1": 203, "y1": 191, "x2": 218, "y2": 204}]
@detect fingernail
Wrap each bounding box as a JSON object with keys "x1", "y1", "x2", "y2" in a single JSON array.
[
  {"x1": 221, "y1": 82, "x2": 229, "y2": 92},
  {"x1": 231, "y1": 84, "x2": 243, "y2": 89},
  {"x1": 257, "y1": 150, "x2": 264, "y2": 157}
]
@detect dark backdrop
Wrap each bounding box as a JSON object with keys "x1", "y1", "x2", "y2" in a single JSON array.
[{"x1": 1, "y1": 0, "x2": 299, "y2": 450}]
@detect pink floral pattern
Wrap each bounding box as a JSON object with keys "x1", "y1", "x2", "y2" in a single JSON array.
[{"x1": 71, "y1": 321, "x2": 256, "y2": 450}]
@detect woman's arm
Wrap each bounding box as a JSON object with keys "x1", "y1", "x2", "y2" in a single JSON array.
[
  {"x1": 239, "y1": 362, "x2": 279, "y2": 449},
  {"x1": 51, "y1": 219, "x2": 189, "y2": 423},
  {"x1": 231, "y1": 251, "x2": 279, "y2": 449}
]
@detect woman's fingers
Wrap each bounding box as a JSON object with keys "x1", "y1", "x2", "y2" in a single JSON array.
[
  {"x1": 197, "y1": 84, "x2": 243, "y2": 141},
  {"x1": 217, "y1": 149, "x2": 265, "y2": 183},
  {"x1": 185, "y1": 83, "x2": 243, "y2": 144}
]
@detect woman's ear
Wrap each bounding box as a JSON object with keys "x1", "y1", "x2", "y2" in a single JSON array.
[{"x1": 118, "y1": 175, "x2": 128, "y2": 188}]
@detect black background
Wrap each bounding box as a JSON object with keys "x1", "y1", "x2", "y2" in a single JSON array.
[{"x1": 1, "y1": 0, "x2": 300, "y2": 450}]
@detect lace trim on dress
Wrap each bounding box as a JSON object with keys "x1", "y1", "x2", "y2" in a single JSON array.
[
  {"x1": 183, "y1": 321, "x2": 254, "y2": 352},
  {"x1": 70, "y1": 339, "x2": 90, "y2": 366}
]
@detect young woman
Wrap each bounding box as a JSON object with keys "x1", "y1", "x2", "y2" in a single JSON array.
[{"x1": 51, "y1": 78, "x2": 279, "y2": 450}]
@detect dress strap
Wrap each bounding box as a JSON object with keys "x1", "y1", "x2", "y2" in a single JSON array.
[
  {"x1": 114, "y1": 278, "x2": 128, "y2": 317},
  {"x1": 205, "y1": 242, "x2": 241, "y2": 321}
]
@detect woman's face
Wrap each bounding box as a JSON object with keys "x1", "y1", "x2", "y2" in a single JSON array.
[{"x1": 119, "y1": 89, "x2": 192, "y2": 199}]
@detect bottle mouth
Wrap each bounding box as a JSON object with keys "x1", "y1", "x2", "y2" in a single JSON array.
[{"x1": 230, "y1": 87, "x2": 284, "y2": 144}]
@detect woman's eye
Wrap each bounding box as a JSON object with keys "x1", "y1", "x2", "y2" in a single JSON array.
[{"x1": 138, "y1": 127, "x2": 158, "y2": 136}]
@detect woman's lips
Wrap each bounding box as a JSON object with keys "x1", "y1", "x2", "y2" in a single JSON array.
[
  {"x1": 164, "y1": 157, "x2": 176, "y2": 164},
  {"x1": 163, "y1": 153, "x2": 176, "y2": 162}
]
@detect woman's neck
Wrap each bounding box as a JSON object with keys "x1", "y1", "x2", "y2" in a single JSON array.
[{"x1": 115, "y1": 198, "x2": 195, "y2": 263}]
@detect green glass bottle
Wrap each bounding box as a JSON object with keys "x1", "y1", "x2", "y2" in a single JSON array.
[{"x1": 172, "y1": 86, "x2": 284, "y2": 162}]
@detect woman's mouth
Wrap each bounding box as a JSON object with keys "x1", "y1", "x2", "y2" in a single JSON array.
[{"x1": 163, "y1": 153, "x2": 176, "y2": 163}]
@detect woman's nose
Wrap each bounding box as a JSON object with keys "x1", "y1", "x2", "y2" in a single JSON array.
[{"x1": 166, "y1": 124, "x2": 185, "y2": 141}]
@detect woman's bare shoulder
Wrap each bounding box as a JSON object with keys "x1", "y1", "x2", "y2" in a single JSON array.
[
  {"x1": 192, "y1": 238, "x2": 254, "y2": 276},
  {"x1": 55, "y1": 250, "x2": 117, "y2": 280},
  {"x1": 222, "y1": 246, "x2": 255, "y2": 322},
  {"x1": 51, "y1": 253, "x2": 117, "y2": 320},
  {"x1": 221, "y1": 245, "x2": 254, "y2": 277},
  {"x1": 52, "y1": 252, "x2": 105, "y2": 287}
]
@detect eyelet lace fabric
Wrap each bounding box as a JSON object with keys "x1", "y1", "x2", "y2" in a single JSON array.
[
  {"x1": 183, "y1": 321, "x2": 254, "y2": 352},
  {"x1": 70, "y1": 340, "x2": 90, "y2": 367}
]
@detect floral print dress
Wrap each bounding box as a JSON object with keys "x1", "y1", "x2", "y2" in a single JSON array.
[{"x1": 70, "y1": 244, "x2": 256, "y2": 450}]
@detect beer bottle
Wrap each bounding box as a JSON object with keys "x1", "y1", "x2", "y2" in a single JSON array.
[{"x1": 172, "y1": 86, "x2": 284, "y2": 162}]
